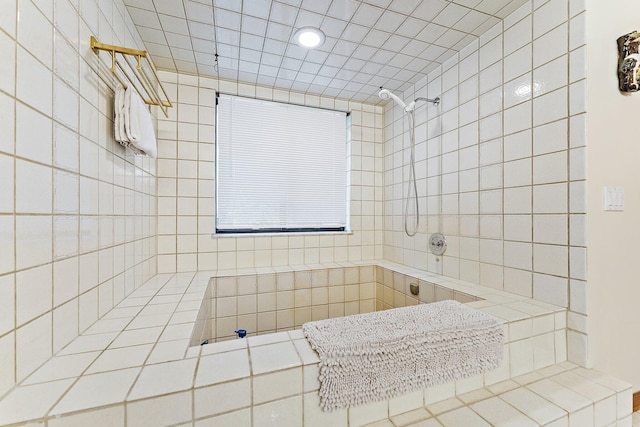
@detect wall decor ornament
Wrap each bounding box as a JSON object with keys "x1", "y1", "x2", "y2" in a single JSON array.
[{"x1": 617, "y1": 31, "x2": 640, "y2": 92}]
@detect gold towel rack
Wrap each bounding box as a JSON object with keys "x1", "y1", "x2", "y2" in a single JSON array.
[{"x1": 90, "y1": 36, "x2": 172, "y2": 117}]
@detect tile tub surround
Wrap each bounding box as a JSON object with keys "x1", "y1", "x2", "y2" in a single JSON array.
[
  {"x1": 0, "y1": 262, "x2": 573, "y2": 426},
  {"x1": 202, "y1": 264, "x2": 482, "y2": 343}
]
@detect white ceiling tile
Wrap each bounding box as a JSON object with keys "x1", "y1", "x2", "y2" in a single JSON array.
[
  {"x1": 299, "y1": 62, "x2": 321, "y2": 74},
  {"x1": 260, "y1": 52, "x2": 282, "y2": 67},
  {"x1": 394, "y1": 68, "x2": 416, "y2": 82},
  {"x1": 327, "y1": 79, "x2": 347, "y2": 89},
  {"x1": 362, "y1": 29, "x2": 391, "y2": 47},
  {"x1": 159, "y1": 14, "x2": 189, "y2": 34},
  {"x1": 216, "y1": 9, "x2": 241, "y2": 31},
  {"x1": 188, "y1": 21, "x2": 215, "y2": 41},
  {"x1": 435, "y1": 29, "x2": 467, "y2": 48},
  {"x1": 281, "y1": 57, "x2": 302, "y2": 71},
  {"x1": 401, "y1": 39, "x2": 430, "y2": 56},
  {"x1": 411, "y1": 0, "x2": 448, "y2": 21},
  {"x1": 343, "y1": 58, "x2": 366, "y2": 72},
  {"x1": 125, "y1": 0, "x2": 524, "y2": 103},
  {"x1": 351, "y1": 4, "x2": 384, "y2": 28},
  {"x1": 217, "y1": 67, "x2": 238, "y2": 80},
  {"x1": 452, "y1": 34, "x2": 476, "y2": 50},
  {"x1": 335, "y1": 68, "x2": 357, "y2": 81},
  {"x1": 295, "y1": 72, "x2": 315, "y2": 84},
  {"x1": 242, "y1": 0, "x2": 271, "y2": 19},
  {"x1": 422, "y1": 44, "x2": 447, "y2": 60},
  {"x1": 170, "y1": 47, "x2": 196, "y2": 62},
  {"x1": 217, "y1": 43, "x2": 239, "y2": 59},
  {"x1": 360, "y1": 62, "x2": 384, "y2": 76},
  {"x1": 278, "y1": 0, "x2": 303, "y2": 7},
  {"x1": 216, "y1": 28, "x2": 240, "y2": 46},
  {"x1": 195, "y1": 51, "x2": 217, "y2": 66},
  {"x1": 240, "y1": 33, "x2": 264, "y2": 51},
  {"x1": 304, "y1": 49, "x2": 329, "y2": 64},
  {"x1": 284, "y1": 44, "x2": 307, "y2": 60},
  {"x1": 471, "y1": 16, "x2": 500, "y2": 36},
  {"x1": 453, "y1": 9, "x2": 491, "y2": 32},
  {"x1": 185, "y1": 1, "x2": 213, "y2": 24},
  {"x1": 415, "y1": 23, "x2": 448, "y2": 43},
  {"x1": 262, "y1": 39, "x2": 287, "y2": 56},
  {"x1": 320, "y1": 17, "x2": 348, "y2": 38},
  {"x1": 388, "y1": 0, "x2": 422, "y2": 15},
  {"x1": 341, "y1": 23, "x2": 369, "y2": 45},
  {"x1": 493, "y1": 0, "x2": 529, "y2": 19},
  {"x1": 450, "y1": 0, "x2": 482, "y2": 8},
  {"x1": 326, "y1": 0, "x2": 359, "y2": 20},
  {"x1": 312, "y1": 75, "x2": 332, "y2": 86},
  {"x1": 331, "y1": 40, "x2": 358, "y2": 57},
  {"x1": 151, "y1": 56, "x2": 176, "y2": 69},
  {"x1": 259, "y1": 64, "x2": 279, "y2": 77},
  {"x1": 175, "y1": 60, "x2": 198, "y2": 73},
  {"x1": 300, "y1": 0, "x2": 332, "y2": 15},
  {"x1": 238, "y1": 60, "x2": 260, "y2": 73},
  {"x1": 242, "y1": 15, "x2": 268, "y2": 36},
  {"x1": 165, "y1": 32, "x2": 192, "y2": 49},
  {"x1": 146, "y1": 42, "x2": 172, "y2": 57},
  {"x1": 371, "y1": 49, "x2": 396, "y2": 65},
  {"x1": 351, "y1": 45, "x2": 377, "y2": 61},
  {"x1": 374, "y1": 10, "x2": 406, "y2": 34},
  {"x1": 321, "y1": 87, "x2": 340, "y2": 97},
  {"x1": 363, "y1": 0, "x2": 393, "y2": 8},
  {"x1": 432, "y1": 3, "x2": 470, "y2": 28},
  {"x1": 266, "y1": 21, "x2": 292, "y2": 41},
  {"x1": 351, "y1": 72, "x2": 373, "y2": 84},
  {"x1": 123, "y1": 0, "x2": 155, "y2": 11},
  {"x1": 405, "y1": 57, "x2": 432, "y2": 72},
  {"x1": 382, "y1": 34, "x2": 411, "y2": 51},
  {"x1": 256, "y1": 75, "x2": 276, "y2": 86},
  {"x1": 318, "y1": 65, "x2": 339, "y2": 78},
  {"x1": 214, "y1": 0, "x2": 242, "y2": 13},
  {"x1": 191, "y1": 38, "x2": 216, "y2": 53},
  {"x1": 269, "y1": 2, "x2": 298, "y2": 26},
  {"x1": 294, "y1": 10, "x2": 323, "y2": 29},
  {"x1": 137, "y1": 26, "x2": 166, "y2": 43},
  {"x1": 239, "y1": 48, "x2": 261, "y2": 63},
  {"x1": 128, "y1": 7, "x2": 162, "y2": 29},
  {"x1": 474, "y1": 0, "x2": 511, "y2": 15},
  {"x1": 237, "y1": 71, "x2": 257, "y2": 83},
  {"x1": 154, "y1": 0, "x2": 186, "y2": 18},
  {"x1": 395, "y1": 17, "x2": 428, "y2": 39}
]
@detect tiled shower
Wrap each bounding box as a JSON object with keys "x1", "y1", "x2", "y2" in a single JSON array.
[{"x1": 0, "y1": 0, "x2": 615, "y2": 422}]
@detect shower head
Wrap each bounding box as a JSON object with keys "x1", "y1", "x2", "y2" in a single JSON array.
[{"x1": 378, "y1": 88, "x2": 409, "y2": 111}]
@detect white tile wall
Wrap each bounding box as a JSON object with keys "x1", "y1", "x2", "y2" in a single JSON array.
[
  {"x1": 382, "y1": 0, "x2": 587, "y2": 364},
  {"x1": 156, "y1": 72, "x2": 384, "y2": 272},
  {"x1": 0, "y1": 0, "x2": 157, "y2": 395}
]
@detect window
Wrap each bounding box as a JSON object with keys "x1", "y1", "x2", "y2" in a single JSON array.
[{"x1": 215, "y1": 94, "x2": 349, "y2": 234}]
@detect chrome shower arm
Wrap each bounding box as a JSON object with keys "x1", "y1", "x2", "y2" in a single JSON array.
[{"x1": 414, "y1": 96, "x2": 440, "y2": 106}]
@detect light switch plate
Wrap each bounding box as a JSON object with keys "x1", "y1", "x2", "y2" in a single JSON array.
[{"x1": 603, "y1": 187, "x2": 624, "y2": 211}]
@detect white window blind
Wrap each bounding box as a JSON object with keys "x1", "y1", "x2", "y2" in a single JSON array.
[{"x1": 216, "y1": 94, "x2": 348, "y2": 234}]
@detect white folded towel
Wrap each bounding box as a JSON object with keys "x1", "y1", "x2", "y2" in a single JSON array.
[
  {"x1": 114, "y1": 86, "x2": 127, "y2": 143},
  {"x1": 123, "y1": 86, "x2": 157, "y2": 158}
]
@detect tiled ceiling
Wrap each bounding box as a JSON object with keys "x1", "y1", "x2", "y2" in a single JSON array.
[{"x1": 124, "y1": 0, "x2": 528, "y2": 104}]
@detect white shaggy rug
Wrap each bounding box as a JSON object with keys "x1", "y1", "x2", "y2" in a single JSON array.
[{"x1": 302, "y1": 300, "x2": 504, "y2": 412}]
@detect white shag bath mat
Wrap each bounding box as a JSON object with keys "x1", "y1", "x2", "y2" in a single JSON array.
[{"x1": 302, "y1": 300, "x2": 504, "y2": 412}]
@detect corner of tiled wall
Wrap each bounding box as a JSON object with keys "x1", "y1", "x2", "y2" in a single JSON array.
[
  {"x1": 382, "y1": 0, "x2": 588, "y2": 366},
  {"x1": 0, "y1": 0, "x2": 157, "y2": 396}
]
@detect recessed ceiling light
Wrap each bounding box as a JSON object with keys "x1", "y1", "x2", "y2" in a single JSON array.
[{"x1": 293, "y1": 27, "x2": 325, "y2": 48}]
